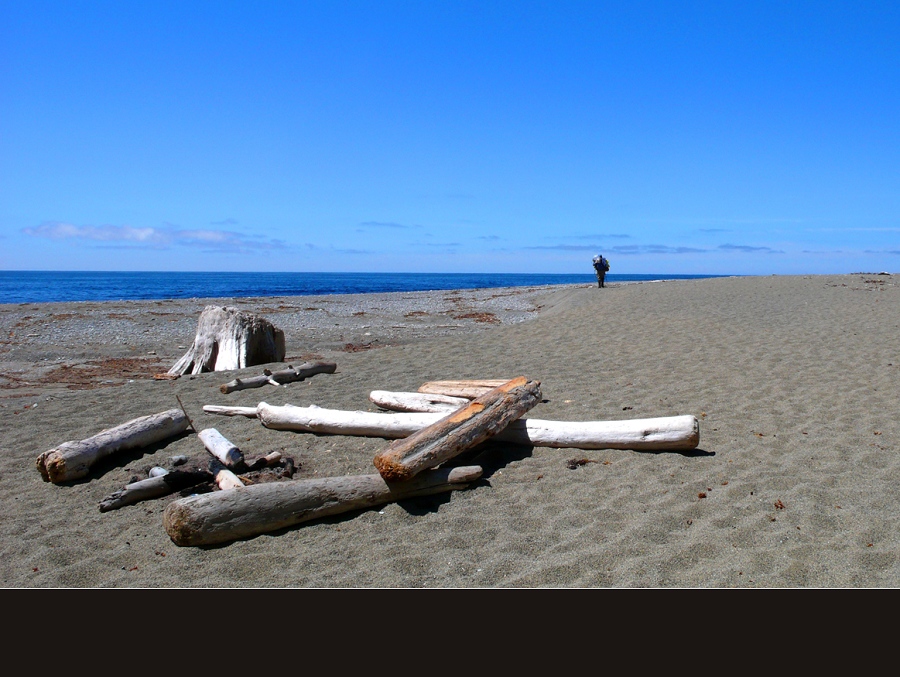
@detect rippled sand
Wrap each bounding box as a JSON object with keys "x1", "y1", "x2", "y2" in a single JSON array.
[{"x1": 2, "y1": 274, "x2": 898, "y2": 587}]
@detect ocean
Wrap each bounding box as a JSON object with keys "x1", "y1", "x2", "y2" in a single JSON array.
[{"x1": 0, "y1": 270, "x2": 730, "y2": 304}]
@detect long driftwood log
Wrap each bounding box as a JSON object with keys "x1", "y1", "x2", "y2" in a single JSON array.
[
  {"x1": 98, "y1": 469, "x2": 213, "y2": 512},
  {"x1": 168, "y1": 305, "x2": 286, "y2": 376},
  {"x1": 203, "y1": 405, "x2": 260, "y2": 418},
  {"x1": 219, "y1": 361, "x2": 337, "y2": 394},
  {"x1": 163, "y1": 465, "x2": 483, "y2": 547},
  {"x1": 222, "y1": 402, "x2": 700, "y2": 451},
  {"x1": 417, "y1": 379, "x2": 509, "y2": 399},
  {"x1": 373, "y1": 377, "x2": 542, "y2": 482},
  {"x1": 36, "y1": 408, "x2": 191, "y2": 484},
  {"x1": 369, "y1": 390, "x2": 468, "y2": 413}
]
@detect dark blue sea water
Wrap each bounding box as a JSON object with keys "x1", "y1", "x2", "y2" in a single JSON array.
[{"x1": 0, "y1": 271, "x2": 730, "y2": 304}]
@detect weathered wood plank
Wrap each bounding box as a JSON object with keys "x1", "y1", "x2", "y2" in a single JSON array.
[
  {"x1": 417, "y1": 379, "x2": 509, "y2": 399},
  {"x1": 369, "y1": 390, "x2": 468, "y2": 413}
]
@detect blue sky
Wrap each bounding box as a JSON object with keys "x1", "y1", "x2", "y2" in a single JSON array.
[{"x1": 1, "y1": 1, "x2": 898, "y2": 275}]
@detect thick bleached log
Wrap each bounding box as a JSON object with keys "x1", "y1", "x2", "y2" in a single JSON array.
[
  {"x1": 500, "y1": 415, "x2": 700, "y2": 450},
  {"x1": 198, "y1": 428, "x2": 244, "y2": 467},
  {"x1": 417, "y1": 379, "x2": 509, "y2": 399},
  {"x1": 36, "y1": 408, "x2": 191, "y2": 484},
  {"x1": 248, "y1": 403, "x2": 700, "y2": 451},
  {"x1": 98, "y1": 469, "x2": 213, "y2": 512},
  {"x1": 164, "y1": 465, "x2": 483, "y2": 547},
  {"x1": 168, "y1": 305, "x2": 286, "y2": 376},
  {"x1": 369, "y1": 390, "x2": 468, "y2": 413},
  {"x1": 203, "y1": 405, "x2": 259, "y2": 418},
  {"x1": 219, "y1": 361, "x2": 336, "y2": 394},
  {"x1": 374, "y1": 377, "x2": 542, "y2": 482}
]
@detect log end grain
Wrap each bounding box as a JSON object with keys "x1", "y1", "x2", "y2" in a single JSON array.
[
  {"x1": 163, "y1": 501, "x2": 200, "y2": 547},
  {"x1": 372, "y1": 452, "x2": 414, "y2": 483},
  {"x1": 35, "y1": 445, "x2": 88, "y2": 484},
  {"x1": 686, "y1": 415, "x2": 700, "y2": 448}
]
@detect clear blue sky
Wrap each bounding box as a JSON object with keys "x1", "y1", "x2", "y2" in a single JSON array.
[{"x1": 2, "y1": 1, "x2": 898, "y2": 275}]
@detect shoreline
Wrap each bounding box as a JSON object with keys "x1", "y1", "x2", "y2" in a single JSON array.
[
  {"x1": 3, "y1": 273, "x2": 899, "y2": 587},
  {"x1": 0, "y1": 282, "x2": 589, "y2": 401}
]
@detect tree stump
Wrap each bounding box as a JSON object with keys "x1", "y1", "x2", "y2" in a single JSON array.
[{"x1": 168, "y1": 306, "x2": 286, "y2": 376}]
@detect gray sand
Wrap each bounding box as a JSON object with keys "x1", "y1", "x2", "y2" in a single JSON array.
[{"x1": 2, "y1": 274, "x2": 898, "y2": 587}]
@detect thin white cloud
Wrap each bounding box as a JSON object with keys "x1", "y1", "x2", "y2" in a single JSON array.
[
  {"x1": 24, "y1": 222, "x2": 165, "y2": 243},
  {"x1": 524, "y1": 244, "x2": 600, "y2": 251},
  {"x1": 551, "y1": 233, "x2": 632, "y2": 240},
  {"x1": 718, "y1": 244, "x2": 784, "y2": 254},
  {"x1": 609, "y1": 244, "x2": 707, "y2": 255},
  {"x1": 23, "y1": 221, "x2": 284, "y2": 253},
  {"x1": 526, "y1": 243, "x2": 706, "y2": 254}
]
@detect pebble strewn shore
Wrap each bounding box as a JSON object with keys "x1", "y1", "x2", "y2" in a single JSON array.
[{"x1": 0, "y1": 284, "x2": 585, "y2": 400}]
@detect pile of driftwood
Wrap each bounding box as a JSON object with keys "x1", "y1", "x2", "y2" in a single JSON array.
[
  {"x1": 34, "y1": 368, "x2": 700, "y2": 549},
  {"x1": 174, "y1": 376, "x2": 700, "y2": 546},
  {"x1": 34, "y1": 406, "x2": 297, "y2": 510}
]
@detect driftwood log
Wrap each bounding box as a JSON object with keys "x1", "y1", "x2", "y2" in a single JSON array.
[
  {"x1": 198, "y1": 428, "x2": 244, "y2": 468},
  {"x1": 219, "y1": 361, "x2": 336, "y2": 394},
  {"x1": 373, "y1": 377, "x2": 542, "y2": 482},
  {"x1": 246, "y1": 451, "x2": 283, "y2": 471},
  {"x1": 163, "y1": 465, "x2": 483, "y2": 547},
  {"x1": 203, "y1": 405, "x2": 259, "y2": 418},
  {"x1": 168, "y1": 305, "x2": 286, "y2": 376},
  {"x1": 213, "y1": 464, "x2": 246, "y2": 490},
  {"x1": 417, "y1": 379, "x2": 509, "y2": 399},
  {"x1": 369, "y1": 390, "x2": 468, "y2": 413},
  {"x1": 36, "y1": 408, "x2": 190, "y2": 484},
  {"x1": 210, "y1": 402, "x2": 700, "y2": 451},
  {"x1": 98, "y1": 469, "x2": 213, "y2": 512}
]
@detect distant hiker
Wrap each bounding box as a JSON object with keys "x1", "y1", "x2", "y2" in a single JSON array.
[{"x1": 592, "y1": 254, "x2": 610, "y2": 288}]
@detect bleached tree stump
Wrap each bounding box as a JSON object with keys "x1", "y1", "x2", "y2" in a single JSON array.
[
  {"x1": 163, "y1": 465, "x2": 483, "y2": 547},
  {"x1": 36, "y1": 408, "x2": 191, "y2": 483},
  {"x1": 168, "y1": 306, "x2": 286, "y2": 376},
  {"x1": 374, "y1": 377, "x2": 542, "y2": 482}
]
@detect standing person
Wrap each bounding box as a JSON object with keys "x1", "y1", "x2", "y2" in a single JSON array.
[{"x1": 592, "y1": 254, "x2": 610, "y2": 288}]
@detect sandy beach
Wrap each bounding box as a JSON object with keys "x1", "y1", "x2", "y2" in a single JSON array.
[{"x1": 1, "y1": 273, "x2": 898, "y2": 587}]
